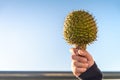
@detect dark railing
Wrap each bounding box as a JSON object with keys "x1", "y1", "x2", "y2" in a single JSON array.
[
  {"x1": 103, "y1": 72, "x2": 120, "y2": 79},
  {"x1": 0, "y1": 71, "x2": 119, "y2": 80}
]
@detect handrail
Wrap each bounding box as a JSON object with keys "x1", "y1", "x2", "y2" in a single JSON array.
[
  {"x1": 0, "y1": 71, "x2": 119, "y2": 79},
  {"x1": 103, "y1": 72, "x2": 120, "y2": 79}
]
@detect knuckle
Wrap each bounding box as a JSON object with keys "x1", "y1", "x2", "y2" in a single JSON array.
[
  {"x1": 71, "y1": 55, "x2": 75, "y2": 59},
  {"x1": 71, "y1": 61, "x2": 77, "y2": 67},
  {"x1": 73, "y1": 61, "x2": 77, "y2": 66},
  {"x1": 72, "y1": 61, "x2": 76, "y2": 66},
  {"x1": 73, "y1": 61, "x2": 79, "y2": 67}
]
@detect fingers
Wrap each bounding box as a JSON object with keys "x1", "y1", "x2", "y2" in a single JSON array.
[
  {"x1": 74, "y1": 67, "x2": 87, "y2": 73},
  {"x1": 70, "y1": 48, "x2": 94, "y2": 77},
  {"x1": 70, "y1": 48, "x2": 79, "y2": 55},
  {"x1": 70, "y1": 48, "x2": 92, "y2": 60},
  {"x1": 78, "y1": 50, "x2": 93, "y2": 61},
  {"x1": 72, "y1": 54, "x2": 87, "y2": 63},
  {"x1": 72, "y1": 61, "x2": 88, "y2": 68},
  {"x1": 72, "y1": 65, "x2": 87, "y2": 77},
  {"x1": 70, "y1": 48, "x2": 93, "y2": 62},
  {"x1": 78, "y1": 50, "x2": 94, "y2": 68},
  {"x1": 71, "y1": 49, "x2": 89, "y2": 77}
]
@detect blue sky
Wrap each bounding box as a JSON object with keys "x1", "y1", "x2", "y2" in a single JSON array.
[{"x1": 0, "y1": 0, "x2": 120, "y2": 71}]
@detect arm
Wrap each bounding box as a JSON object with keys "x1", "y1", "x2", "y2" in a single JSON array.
[
  {"x1": 70, "y1": 48, "x2": 103, "y2": 80},
  {"x1": 78, "y1": 62, "x2": 102, "y2": 80}
]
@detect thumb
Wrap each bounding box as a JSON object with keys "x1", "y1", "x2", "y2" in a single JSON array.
[
  {"x1": 70, "y1": 48, "x2": 79, "y2": 55},
  {"x1": 78, "y1": 50, "x2": 93, "y2": 61}
]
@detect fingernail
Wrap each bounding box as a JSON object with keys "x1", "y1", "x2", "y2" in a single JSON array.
[
  {"x1": 78, "y1": 50, "x2": 82, "y2": 55},
  {"x1": 78, "y1": 50, "x2": 84, "y2": 55}
]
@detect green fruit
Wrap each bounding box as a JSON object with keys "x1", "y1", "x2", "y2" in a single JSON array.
[{"x1": 63, "y1": 10, "x2": 97, "y2": 49}]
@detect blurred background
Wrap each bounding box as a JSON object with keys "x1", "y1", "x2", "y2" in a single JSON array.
[{"x1": 0, "y1": 0, "x2": 120, "y2": 72}]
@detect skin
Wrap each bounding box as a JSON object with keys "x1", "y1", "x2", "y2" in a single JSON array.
[{"x1": 70, "y1": 48, "x2": 94, "y2": 77}]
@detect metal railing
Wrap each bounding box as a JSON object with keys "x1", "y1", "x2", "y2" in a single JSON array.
[{"x1": 0, "y1": 71, "x2": 119, "y2": 80}]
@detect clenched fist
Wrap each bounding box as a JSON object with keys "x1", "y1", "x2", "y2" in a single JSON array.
[{"x1": 70, "y1": 48, "x2": 94, "y2": 77}]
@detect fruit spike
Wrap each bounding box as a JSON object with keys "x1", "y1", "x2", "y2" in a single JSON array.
[{"x1": 63, "y1": 10, "x2": 97, "y2": 50}]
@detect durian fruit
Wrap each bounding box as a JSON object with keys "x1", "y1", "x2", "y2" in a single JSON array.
[{"x1": 63, "y1": 10, "x2": 97, "y2": 50}]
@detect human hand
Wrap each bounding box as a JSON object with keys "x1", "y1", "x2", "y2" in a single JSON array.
[{"x1": 70, "y1": 48, "x2": 94, "y2": 77}]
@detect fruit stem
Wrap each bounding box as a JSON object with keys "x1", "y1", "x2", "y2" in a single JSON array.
[{"x1": 75, "y1": 44, "x2": 87, "y2": 50}]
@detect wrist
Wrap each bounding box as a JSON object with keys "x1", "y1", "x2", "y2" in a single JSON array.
[{"x1": 78, "y1": 62, "x2": 103, "y2": 80}]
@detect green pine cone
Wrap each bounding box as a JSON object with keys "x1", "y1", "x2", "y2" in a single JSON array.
[{"x1": 63, "y1": 10, "x2": 97, "y2": 49}]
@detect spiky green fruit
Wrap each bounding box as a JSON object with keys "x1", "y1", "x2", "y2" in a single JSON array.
[{"x1": 63, "y1": 10, "x2": 97, "y2": 49}]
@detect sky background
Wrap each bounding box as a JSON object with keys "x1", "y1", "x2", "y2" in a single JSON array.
[{"x1": 0, "y1": 0, "x2": 120, "y2": 71}]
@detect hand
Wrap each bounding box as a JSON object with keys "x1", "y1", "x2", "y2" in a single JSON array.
[{"x1": 70, "y1": 48, "x2": 94, "y2": 77}]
